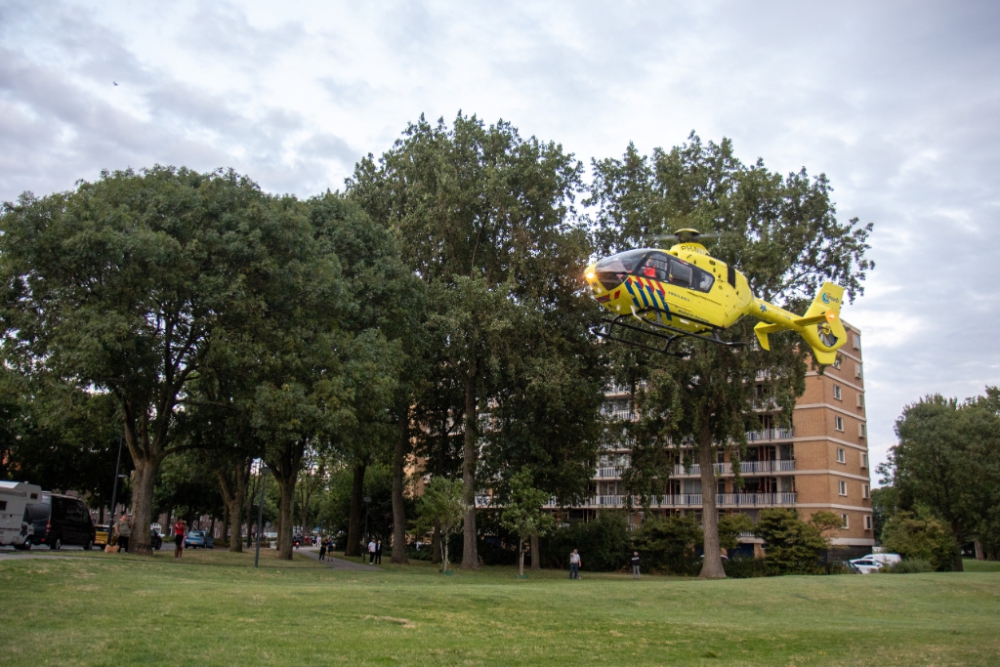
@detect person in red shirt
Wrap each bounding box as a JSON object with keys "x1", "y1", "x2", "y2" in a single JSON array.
[{"x1": 173, "y1": 519, "x2": 187, "y2": 560}]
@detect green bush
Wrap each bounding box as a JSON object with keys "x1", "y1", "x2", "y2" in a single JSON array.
[
  {"x1": 886, "y1": 558, "x2": 935, "y2": 574},
  {"x1": 540, "y1": 511, "x2": 631, "y2": 571},
  {"x1": 724, "y1": 556, "x2": 769, "y2": 578},
  {"x1": 881, "y1": 510, "x2": 957, "y2": 571},
  {"x1": 756, "y1": 509, "x2": 827, "y2": 575},
  {"x1": 632, "y1": 514, "x2": 702, "y2": 575}
]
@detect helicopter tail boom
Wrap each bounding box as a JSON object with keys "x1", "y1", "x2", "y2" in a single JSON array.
[{"x1": 753, "y1": 282, "x2": 847, "y2": 365}]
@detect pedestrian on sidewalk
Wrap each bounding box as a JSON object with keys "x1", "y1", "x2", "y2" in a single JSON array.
[
  {"x1": 375, "y1": 539, "x2": 382, "y2": 565},
  {"x1": 632, "y1": 551, "x2": 641, "y2": 579},
  {"x1": 319, "y1": 539, "x2": 327, "y2": 561},
  {"x1": 115, "y1": 513, "x2": 132, "y2": 554},
  {"x1": 173, "y1": 518, "x2": 187, "y2": 560},
  {"x1": 569, "y1": 549, "x2": 581, "y2": 579}
]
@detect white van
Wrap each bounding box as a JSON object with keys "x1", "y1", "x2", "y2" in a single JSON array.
[
  {"x1": 849, "y1": 552, "x2": 902, "y2": 574},
  {"x1": 0, "y1": 481, "x2": 43, "y2": 549}
]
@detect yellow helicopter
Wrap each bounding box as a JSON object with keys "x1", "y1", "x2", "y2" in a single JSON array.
[{"x1": 584, "y1": 229, "x2": 847, "y2": 364}]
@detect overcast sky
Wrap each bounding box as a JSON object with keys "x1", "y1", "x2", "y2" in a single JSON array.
[{"x1": 3, "y1": 0, "x2": 999, "y2": 475}]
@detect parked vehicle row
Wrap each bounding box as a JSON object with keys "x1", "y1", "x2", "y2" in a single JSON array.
[{"x1": 849, "y1": 553, "x2": 902, "y2": 574}]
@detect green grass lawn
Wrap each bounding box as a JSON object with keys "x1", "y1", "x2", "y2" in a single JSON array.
[{"x1": 2, "y1": 551, "x2": 998, "y2": 666}]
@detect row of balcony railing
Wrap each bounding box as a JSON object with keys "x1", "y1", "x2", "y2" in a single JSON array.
[
  {"x1": 597, "y1": 459, "x2": 796, "y2": 479},
  {"x1": 601, "y1": 429, "x2": 793, "y2": 451},
  {"x1": 549, "y1": 493, "x2": 797, "y2": 508}
]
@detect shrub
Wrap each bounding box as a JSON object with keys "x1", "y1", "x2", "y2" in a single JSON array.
[
  {"x1": 540, "y1": 511, "x2": 631, "y2": 571},
  {"x1": 632, "y1": 514, "x2": 702, "y2": 575},
  {"x1": 881, "y1": 510, "x2": 957, "y2": 571},
  {"x1": 724, "y1": 555, "x2": 769, "y2": 578},
  {"x1": 756, "y1": 508, "x2": 827, "y2": 575},
  {"x1": 886, "y1": 558, "x2": 935, "y2": 574}
]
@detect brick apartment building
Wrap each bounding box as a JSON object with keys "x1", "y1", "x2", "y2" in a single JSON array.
[{"x1": 565, "y1": 321, "x2": 874, "y2": 551}]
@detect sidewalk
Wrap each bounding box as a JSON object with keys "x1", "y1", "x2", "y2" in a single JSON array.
[{"x1": 299, "y1": 547, "x2": 380, "y2": 571}]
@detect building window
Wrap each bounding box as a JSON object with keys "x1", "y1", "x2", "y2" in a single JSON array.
[
  {"x1": 837, "y1": 448, "x2": 846, "y2": 463},
  {"x1": 833, "y1": 385, "x2": 842, "y2": 401},
  {"x1": 857, "y1": 393, "x2": 865, "y2": 408},
  {"x1": 833, "y1": 355, "x2": 842, "y2": 369},
  {"x1": 859, "y1": 423, "x2": 867, "y2": 438},
  {"x1": 862, "y1": 453, "x2": 868, "y2": 467},
  {"x1": 839, "y1": 481, "x2": 847, "y2": 496},
  {"x1": 855, "y1": 364, "x2": 862, "y2": 379},
  {"x1": 863, "y1": 484, "x2": 870, "y2": 499},
  {"x1": 835, "y1": 416, "x2": 844, "y2": 432},
  {"x1": 864, "y1": 515, "x2": 872, "y2": 530},
  {"x1": 853, "y1": 334, "x2": 860, "y2": 349},
  {"x1": 841, "y1": 513, "x2": 850, "y2": 528}
]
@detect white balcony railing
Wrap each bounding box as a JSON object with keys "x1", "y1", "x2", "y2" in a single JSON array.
[
  {"x1": 745, "y1": 428, "x2": 794, "y2": 441},
  {"x1": 579, "y1": 493, "x2": 796, "y2": 508},
  {"x1": 597, "y1": 467, "x2": 620, "y2": 478},
  {"x1": 669, "y1": 459, "x2": 796, "y2": 477}
]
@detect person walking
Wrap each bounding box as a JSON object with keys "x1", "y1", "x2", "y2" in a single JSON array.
[
  {"x1": 375, "y1": 539, "x2": 382, "y2": 565},
  {"x1": 368, "y1": 537, "x2": 376, "y2": 564},
  {"x1": 632, "y1": 551, "x2": 641, "y2": 579},
  {"x1": 569, "y1": 549, "x2": 581, "y2": 579},
  {"x1": 173, "y1": 518, "x2": 187, "y2": 560},
  {"x1": 115, "y1": 512, "x2": 132, "y2": 554},
  {"x1": 318, "y1": 538, "x2": 327, "y2": 561}
]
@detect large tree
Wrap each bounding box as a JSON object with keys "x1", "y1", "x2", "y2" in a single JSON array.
[
  {"x1": 587, "y1": 135, "x2": 873, "y2": 578},
  {"x1": 0, "y1": 168, "x2": 298, "y2": 554},
  {"x1": 880, "y1": 388, "x2": 1000, "y2": 571},
  {"x1": 349, "y1": 113, "x2": 590, "y2": 569}
]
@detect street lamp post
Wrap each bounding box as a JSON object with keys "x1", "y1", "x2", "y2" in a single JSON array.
[
  {"x1": 362, "y1": 496, "x2": 371, "y2": 562},
  {"x1": 254, "y1": 464, "x2": 269, "y2": 569}
]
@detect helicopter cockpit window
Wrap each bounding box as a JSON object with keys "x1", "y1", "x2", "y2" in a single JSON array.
[
  {"x1": 640, "y1": 253, "x2": 671, "y2": 281},
  {"x1": 594, "y1": 249, "x2": 651, "y2": 291},
  {"x1": 669, "y1": 261, "x2": 694, "y2": 288}
]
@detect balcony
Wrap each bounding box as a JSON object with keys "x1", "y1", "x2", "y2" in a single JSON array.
[
  {"x1": 579, "y1": 493, "x2": 796, "y2": 508},
  {"x1": 596, "y1": 467, "x2": 620, "y2": 478},
  {"x1": 745, "y1": 428, "x2": 794, "y2": 441},
  {"x1": 670, "y1": 459, "x2": 796, "y2": 477}
]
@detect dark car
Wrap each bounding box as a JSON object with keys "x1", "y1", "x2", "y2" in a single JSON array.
[
  {"x1": 28, "y1": 494, "x2": 96, "y2": 550},
  {"x1": 183, "y1": 529, "x2": 214, "y2": 549}
]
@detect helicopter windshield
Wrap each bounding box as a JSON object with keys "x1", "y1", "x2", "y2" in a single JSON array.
[
  {"x1": 639, "y1": 252, "x2": 715, "y2": 293},
  {"x1": 594, "y1": 249, "x2": 651, "y2": 290}
]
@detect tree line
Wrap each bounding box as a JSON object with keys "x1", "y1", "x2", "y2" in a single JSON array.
[
  {"x1": 0, "y1": 114, "x2": 873, "y2": 577},
  {"x1": 876, "y1": 387, "x2": 1000, "y2": 570}
]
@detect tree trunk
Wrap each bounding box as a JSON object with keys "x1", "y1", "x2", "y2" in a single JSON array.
[
  {"x1": 275, "y1": 473, "x2": 296, "y2": 561},
  {"x1": 128, "y1": 455, "x2": 163, "y2": 555},
  {"x1": 951, "y1": 522, "x2": 964, "y2": 572},
  {"x1": 461, "y1": 377, "x2": 479, "y2": 570},
  {"x1": 519, "y1": 539, "x2": 525, "y2": 577},
  {"x1": 431, "y1": 521, "x2": 441, "y2": 564},
  {"x1": 530, "y1": 531, "x2": 540, "y2": 570},
  {"x1": 391, "y1": 411, "x2": 410, "y2": 564},
  {"x1": 441, "y1": 531, "x2": 449, "y2": 572},
  {"x1": 697, "y1": 428, "x2": 726, "y2": 579},
  {"x1": 346, "y1": 461, "x2": 366, "y2": 557},
  {"x1": 217, "y1": 460, "x2": 248, "y2": 554}
]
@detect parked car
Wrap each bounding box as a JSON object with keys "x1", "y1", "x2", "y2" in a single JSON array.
[
  {"x1": 184, "y1": 529, "x2": 214, "y2": 549},
  {"x1": 0, "y1": 481, "x2": 42, "y2": 550},
  {"x1": 28, "y1": 493, "x2": 96, "y2": 550},
  {"x1": 94, "y1": 524, "x2": 113, "y2": 549},
  {"x1": 849, "y1": 552, "x2": 902, "y2": 574}
]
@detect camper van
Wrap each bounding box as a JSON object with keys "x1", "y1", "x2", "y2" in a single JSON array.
[{"x1": 0, "y1": 481, "x2": 43, "y2": 550}]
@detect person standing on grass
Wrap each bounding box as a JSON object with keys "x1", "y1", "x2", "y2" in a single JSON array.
[
  {"x1": 569, "y1": 549, "x2": 581, "y2": 579},
  {"x1": 632, "y1": 552, "x2": 641, "y2": 579},
  {"x1": 115, "y1": 513, "x2": 131, "y2": 554},
  {"x1": 173, "y1": 518, "x2": 187, "y2": 560},
  {"x1": 368, "y1": 537, "x2": 377, "y2": 564},
  {"x1": 319, "y1": 538, "x2": 327, "y2": 561},
  {"x1": 375, "y1": 539, "x2": 382, "y2": 564}
]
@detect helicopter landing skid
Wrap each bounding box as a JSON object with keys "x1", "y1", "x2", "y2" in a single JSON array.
[{"x1": 592, "y1": 310, "x2": 746, "y2": 357}]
